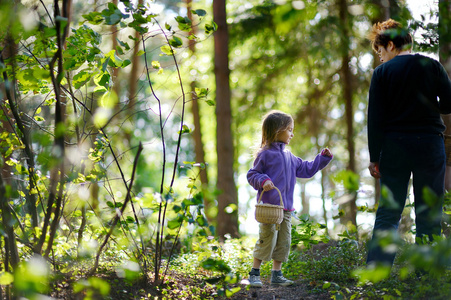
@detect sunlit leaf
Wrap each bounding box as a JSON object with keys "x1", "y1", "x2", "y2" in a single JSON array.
[
  {"x1": 225, "y1": 286, "x2": 241, "y2": 297},
  {"x1": 151, "y1": 61, "x2": 161, "y2": 69},
  {"x1": 73, "y1": 70, "x2": 93, "y2": 89},
  {"x1": 160, "y1": 45, "x2": 174, "y2": 56},
  {"x1": 0, "y1": 272, "x2": 14, "y2": 285},
  {"x1": 352, "y1": 264, "x2": 391, "y2": 284}
]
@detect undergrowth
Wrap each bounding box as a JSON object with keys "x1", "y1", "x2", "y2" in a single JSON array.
[
  {"x1": 6, "y1": 221, "x2": 451, "y2": 299},
  {"x1": 191, "y1": 216, "x2": 451, "y2": 300}
]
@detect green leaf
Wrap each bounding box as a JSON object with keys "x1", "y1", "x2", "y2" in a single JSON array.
[
  {"x1": 332, "y1": 170, "x2": 360, "y2": 192},
  {"x1": 132, "y1": 12, "x2": 147, "y2": 24},
  {"x1": 83, "y1": 12, "x2": 104, "y2": 25},
  {"x1": 94, "y1": 73, "x2": 110, "y2": 91},
  {"x1": 201, "y1": 258, "x2": 231, "y2": 273},
  {"x1": 101, "y1": 56, "x2": 110, "y2": 72},
  {"x1": 175, "y1": 16, "x2": 191, "y2": 24},
  {"x1": 196, "y1": 215, "x2": 208, "y2": 227},
  {"x1": 122, "y1": 59, "x2": 131, "y2": 68},
  {"x1": 178, "y1": 124, "x2": 191, "y2": 134},
  {"x1": 169, "y1": 36, "x2": 183, "y2": 48},
  {"x1": 160, "y1": 45, "x2": 174, "y2": 56},
  {"x1": 225, "y1": 287, "x2": 241, "y2": 297},
  {"x1": 33, "y1": 67, "x2": 51, "y2": 80},
  {"x1": 117, "y1": 39, "x2": 130, "y2": 50},
  {"x1": 16, "y1": 69, "x2": 40, "y2": 90},
  {"x1": 101, "y1": 3, "x2": 127, "y2": 25},
  {"x1": 151, "y1": 61, "x2": 160, "y2": 69},
  {"x1": 116, "y1": 45, "x2": 124, "y2": 55},
  {"x1": 192, "y1": 192, "x2": 203, "y2": 205},
  {"x1": 88, "y1": 277, "x2": 110, "y2": 296},
  {"x1": 167, "y1": 215, "x2": 185, "y2": 229},
  {"x1": 173, "y1": 205, "x2": 182, "y2": 213},
  {"x1": 73, "y1": 70, "x2": 93, "y2": 89},
  {"x1": 195, "y1": 87, "x2": 209, "y2": 98},
  {"x1": 205, "y1": 22, "x2": 218, "y2": 35},
  {"x1": 182, "y1": 198, "x2": 195, "y2": 208},
  {"x1": 0, "y1": 272, "x2": 14, "y2": 285},
  {"x1": 106, "y1": 13, "x2": 122, "y2": 25},
  {"x1": 192, "y1": 9, "x2": 207, "y2": 17},
  {"x1": 352, "y1": 265, "x2": 391, "y2": 284}
]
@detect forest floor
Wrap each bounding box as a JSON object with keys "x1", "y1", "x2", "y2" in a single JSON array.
[
  {"x1": 48, "y1": 269, "x2": 330, "y2": 299},
  {"x1": 45, "y1": 243, "x2": 334, "y2": 299}
]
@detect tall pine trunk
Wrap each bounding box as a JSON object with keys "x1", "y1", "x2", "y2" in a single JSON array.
[
  {"x1": 213, "y1": 0, "x2": 239, "y2": 241},
  {"x1": 338, "y1": 0, "x2": 357, "y2": 227},
  {"x1": 187, "y1": 0, "x2": 213, "y2": 222}
]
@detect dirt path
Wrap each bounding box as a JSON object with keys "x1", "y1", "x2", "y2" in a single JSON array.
[{"x1": 224, "y1": 279, "x2": 331, "y2": 300}]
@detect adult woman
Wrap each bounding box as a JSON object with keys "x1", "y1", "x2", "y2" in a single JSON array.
[{"x1": 366, "y1": 19, "x2": 451, "y2": 266}]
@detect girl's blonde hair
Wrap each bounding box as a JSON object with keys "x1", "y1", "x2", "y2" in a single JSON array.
[{"x1": 259, "y1": 110, "x2": 293, "y2": 151}]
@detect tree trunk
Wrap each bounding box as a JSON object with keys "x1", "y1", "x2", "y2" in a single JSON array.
[
  {"x1": 0, "y1": 168, "x2": 19, "y2": 272},
  {"x1": 187, "y1": 0, "x2": 213, "y2": 222},
  {"x1": 126, "y1": 0, "x2": 144, "y2": 144},
  {"x1": 338, "y1": 0, "x2": 357, "y2": 227},
  {"x1": 1, "y1": 26, "x2": 39, "y2": 231},
  {"x1": 213, "y1": 0, "x2": 239, "y2": 241}
]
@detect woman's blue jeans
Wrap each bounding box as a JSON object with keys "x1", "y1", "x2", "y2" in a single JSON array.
[{"x1": 366, "y1": 132, "x2": 445, "y2": 265}]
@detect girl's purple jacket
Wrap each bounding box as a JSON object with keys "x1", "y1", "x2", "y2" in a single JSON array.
[{"x1": 247, "y1": 142, "x2": 333, "y2": 211}]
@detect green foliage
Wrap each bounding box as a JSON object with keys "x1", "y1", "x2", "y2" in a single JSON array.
[
  {"x1": 0, "y1": 0, "x2": 218, "y2": 298},
  {"x1": 291, "y1": 214, "x2": 330, "y2": 249},
  {"x1": 333, "y1": 170, "x2": 360, "y2": 193},
  {"x1": 13, "y1": 256, "x2": 51, "y2": 297},
  {"x1": 171, "y1": 236, "x2": 254, "y2": 297},
  {"x1": 73, "y1": 277, "x2": 111, "y2": 299}
]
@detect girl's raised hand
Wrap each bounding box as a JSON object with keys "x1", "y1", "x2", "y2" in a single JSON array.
[{"x1": 321, "y1": 148, "x2": 333, "y2": 157}]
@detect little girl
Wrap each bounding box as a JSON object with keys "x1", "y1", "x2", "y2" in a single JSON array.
[{"x1": 247, "y1": 110, "x2": 333, "y2": 287}]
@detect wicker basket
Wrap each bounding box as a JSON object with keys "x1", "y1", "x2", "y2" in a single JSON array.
[{"x1": 255, "y1": 187, "x2": 284, "y2": 225}]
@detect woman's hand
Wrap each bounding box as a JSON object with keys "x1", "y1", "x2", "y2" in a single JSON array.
[
  {"x1": 368, "y1": 162, "x2": 381, "y2": 179},
  {"x1": 262, "y1": 180, "x2": 275, "y2": 191}
]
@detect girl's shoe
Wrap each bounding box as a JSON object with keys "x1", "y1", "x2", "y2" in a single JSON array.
[
  {"x1": 270, "y1": 270, "x2": 294, "y2": 286},
  {"x1": 249, "y1": 274, "x2": 262, "y2": 288}
]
